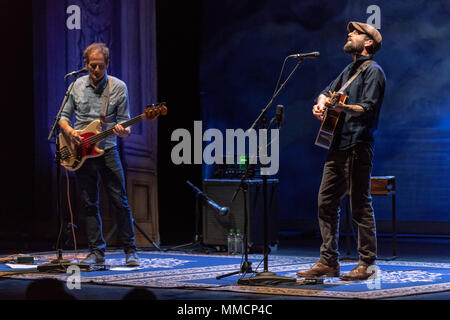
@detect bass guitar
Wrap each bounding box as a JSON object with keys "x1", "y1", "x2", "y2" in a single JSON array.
[{"x1": 58, "y1": 103, "x2": 167, "y2": 171}]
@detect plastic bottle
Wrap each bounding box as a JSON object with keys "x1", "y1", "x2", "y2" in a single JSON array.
[
  {"x1": 235, "y1": 229, "x2": 243, "y2": 255},
  {"x1": 227, "y1": 229, "x2": 235, "y2": 255}
]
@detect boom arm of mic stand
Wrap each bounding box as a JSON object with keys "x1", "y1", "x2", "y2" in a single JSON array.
[
  {"x1": 186, "y1": 180, "x2": 212, "y2": 203},
  {"x1": 248, "y1": 58, "x2": 304, "y2": 132},
  {"x1": 231, "y1": 58, "x2": 304, "y2": 203},
  {"x1": 48, "y1": 74, "x2": 80, "y2": 141},
  {"x1": 186, "y1": 180, "x2": 202, "y2": 195}
]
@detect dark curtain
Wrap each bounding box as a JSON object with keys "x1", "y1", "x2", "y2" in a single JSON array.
[
  {"x1": 32, "y1": 0, "x2": 158, "y2": 244},
  {"x1": 199, "y1": 0, "x2": 450, "y2": 234}
]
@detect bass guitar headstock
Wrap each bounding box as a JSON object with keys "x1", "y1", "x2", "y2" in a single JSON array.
[{"x1": 144, "y1": 102, "x2": 168, "y2": 121}]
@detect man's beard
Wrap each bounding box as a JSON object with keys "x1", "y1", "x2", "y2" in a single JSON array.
[{"x1": 343, "y1": 40, "x2": 364, "y2": 54}]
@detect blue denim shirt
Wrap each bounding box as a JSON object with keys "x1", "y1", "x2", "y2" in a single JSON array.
[{"x1": 60, "y1": 73, "x2": 130, "y2": 150}]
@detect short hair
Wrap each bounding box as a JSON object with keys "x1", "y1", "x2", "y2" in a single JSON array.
[
  {"x1": 363, "y1": 35, "x2": 376, "y2": 54},
  {"x1": 83, "y1": 43, "x2": 110, "y2": 65}
]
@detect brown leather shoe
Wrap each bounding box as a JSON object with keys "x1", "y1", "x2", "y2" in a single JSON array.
[
  {"x1": 340, "y1": 264, "x2": 376, "y2": 281},
  {"x1": 296, "y1": 262, "x2": 340, "y2": 278}
]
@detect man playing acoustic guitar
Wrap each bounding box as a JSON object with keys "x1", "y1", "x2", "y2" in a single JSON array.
[
  {"x1": 59, "y1": 43, "x2": 139, "y2": 266},
  {"x1": 297, "y1": 22, "x2": 385, "y2": 280}
]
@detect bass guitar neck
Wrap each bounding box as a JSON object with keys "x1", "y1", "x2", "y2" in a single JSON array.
[{"x1": 58, "y1": 103, "x2": 167, "y2": 171}]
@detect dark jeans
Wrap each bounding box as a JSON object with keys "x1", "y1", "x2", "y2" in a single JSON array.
[
  {"x1": 317, "y1": 143, "x2": 377, "y2": 267},
  {"x1": 76, "y1": 147, "x2": 136, "y2": 256}
]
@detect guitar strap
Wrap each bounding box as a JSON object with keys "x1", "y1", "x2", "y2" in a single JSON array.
[
  {"x1": 337, "y1": 59, "x2": 374, "y2": 93},
  {"x1": 99, "y1": 77, "x2": 111, "y2": 125}
]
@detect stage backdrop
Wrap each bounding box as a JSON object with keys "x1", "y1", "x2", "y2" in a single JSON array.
[
  {"x1": 199, "y1": 0, "x2": 450, "y2": 235},
  {"x1": 32, "y1": 0, "x2": 160, "y2": 246}
]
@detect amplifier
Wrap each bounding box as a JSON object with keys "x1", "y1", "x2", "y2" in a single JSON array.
[
  {"x1": 212, "y1": 155, "x2": 261, "y2": 179},
  {"x1": 202, "y1": 179, "x2": 279, "y2": 248}
]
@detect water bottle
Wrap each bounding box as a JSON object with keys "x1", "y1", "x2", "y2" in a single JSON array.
[
  {"x1": 227, "y1": 229, "x2": 235, "y2": 255},
  {"x1": 235, "y1": 229, "x2": 244, "y2": 255}
]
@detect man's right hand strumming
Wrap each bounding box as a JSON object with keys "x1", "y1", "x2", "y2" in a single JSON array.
[
  {"x1": 312, "y1": 94, "x2": 329, "y2": 121},
  {"x1": 67, "y1": 128, "x2": 82, "y2": 145},
  {"x1": 59, "y1": 120, "x2": 82, "y2": 145}
]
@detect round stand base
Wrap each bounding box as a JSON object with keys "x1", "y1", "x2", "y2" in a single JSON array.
[
  {"x1": 237, "y1": 271, "x2": 296, "y2": 286},
  {"x1": 37, "y1": 260, "x2": 91, "y2": 273}
]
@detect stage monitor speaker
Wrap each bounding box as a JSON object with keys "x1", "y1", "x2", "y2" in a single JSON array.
[{"x1": 202, "y1": 179, "x2": 279, "y2": 247}]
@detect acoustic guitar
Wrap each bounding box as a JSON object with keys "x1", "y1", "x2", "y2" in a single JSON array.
[
  {"x1": 58, "y1": 103, "x2": 167, "y2": 171},
  {"x1": 315, "y1": 60, "x2": 373, "y2": 150},
  {"x1": 314, "y1": 92, "x2": 347, "y2": 149}
]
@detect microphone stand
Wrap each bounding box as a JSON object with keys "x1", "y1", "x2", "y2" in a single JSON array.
[
  {"x1": 216, "y1": 179, "x2": 253, "y2": 280},
  {"x1": 166, "y1": 181, "x2": 220, "y2": 252},
  {"x1": 231, "y1": 57, "x2": 307, "y2": 285},
  {"x1": 40, "y1": 73, "x2": 90, "y2": 273}
]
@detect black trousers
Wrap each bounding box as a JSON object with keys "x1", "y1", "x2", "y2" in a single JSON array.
[
  {"x1": 75, "y1": 147, "x2": 136, "y2": 256},
  {"x1": 317, "y1": 143, "x2": 377, "y2": 267}
]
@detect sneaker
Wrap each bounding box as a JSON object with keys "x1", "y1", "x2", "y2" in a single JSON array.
[
  {"x1": 81, "y1": 252, "x2": 105, "y2": 265},
  {"x1": 126, "y1": 252, "x2": 140, "y2": 267}
]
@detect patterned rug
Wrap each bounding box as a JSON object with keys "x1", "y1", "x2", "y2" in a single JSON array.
[{"x1": 1, "y1": 250, "x2": 450, "y2": 299}]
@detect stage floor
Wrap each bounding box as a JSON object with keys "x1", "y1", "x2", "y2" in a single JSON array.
[{"x1": 1, "y1": 235, "x2": 450, "y2": 301}]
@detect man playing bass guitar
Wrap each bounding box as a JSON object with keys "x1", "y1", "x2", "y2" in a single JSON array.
[{"x1": 59, "y1": 43, "x2": 139, "y2": 266}]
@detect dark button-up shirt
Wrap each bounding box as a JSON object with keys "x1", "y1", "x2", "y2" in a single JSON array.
[
  {"x1": 60, "y1": 74, "x2": 130, "y2": 150},
  {"x1": 319, "y1": 54, "x2": 385, "y2": 150}
]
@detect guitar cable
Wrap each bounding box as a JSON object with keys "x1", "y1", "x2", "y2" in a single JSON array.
[{"x1": 65, "y1": 169, "x2": 80, "y2": 262}]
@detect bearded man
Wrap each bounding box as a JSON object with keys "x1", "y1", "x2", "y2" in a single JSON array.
[{"x1": 297, "y1": 22, "x2": 385, "y2": 281}]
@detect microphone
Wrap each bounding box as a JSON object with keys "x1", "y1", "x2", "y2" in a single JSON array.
[
  {"x1": 186, "y1": 180, "x2": 229, "y2": 216},
  {"x1": 204, "y1": 197, "x2": 229, "y2": 217},
  {"x1": 288, "y1": 51, "x2": 320, "y2": 59},
  {"x1": 275, "y1": 105, "x2": 284, "y2": 129},
  {"x1": 64, "y1": 67, "x2": 89, "y2": 78}
]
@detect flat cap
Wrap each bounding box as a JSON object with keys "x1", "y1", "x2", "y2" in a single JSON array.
[{"x1": 347, "y1": 21, "x2": 382, "y2": 52}]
